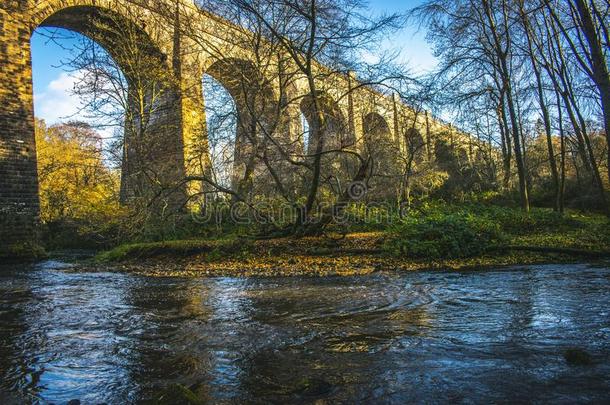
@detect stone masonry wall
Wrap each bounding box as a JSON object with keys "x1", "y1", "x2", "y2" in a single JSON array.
[{"x1": 0, "y1": 4, "x2": 41, "y2": 253}]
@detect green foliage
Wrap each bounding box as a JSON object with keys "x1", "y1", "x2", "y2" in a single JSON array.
[
  {"x1": 478, "y1": 206, "x2": 581, "y2": 235},
  {"x1": 95, "y1": 236, "x2": 253, "y2": 263},
  {"x1": 95, "y1": 239, "x2": 219, "y2": 262},
  {"x1": 340, "y1": 202, "x2": 395, "y2": 232},
  {"x1": 384, "y1": 202, "x2": 609, "y2": 260},
  {"x1": 385, "y1": 211, "x2": 504, "y2": 259},
  {"x1": 460, "y1": 204, "x2": 608, "y2": 251},
  {"x1": 0, "y1": 242, "x2": 47, "y2": 263},
  {"x1": 431, "y1": 139, "x2": 498, "y2": 200}
]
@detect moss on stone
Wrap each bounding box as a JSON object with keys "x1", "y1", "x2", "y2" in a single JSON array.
[
  {"x1": 564, "y1": 348, "x2": 593, "y2": 366},
  {"x1": 0, "y1": 242, "x2": 47, "y2": 263}
]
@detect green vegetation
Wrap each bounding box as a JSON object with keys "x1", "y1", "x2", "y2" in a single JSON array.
[
  {"x1": 90, "y1": 202, "x2": 608, "y2": 278},
  {"x1": 384, "y1": 202, "x2": 609, "y2": 260},
  {"x1": 95, "y1": 236, "x2": 252, "y2": 263},
  {"x1": 0, "y1": 242, "x2": 47, "y2": 263},
  {"x1": 385, "y1": 210, "x2": 503, "y2": 259}
]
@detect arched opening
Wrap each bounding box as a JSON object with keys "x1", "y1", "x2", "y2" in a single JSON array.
[
  {"x1": 363, "y1": 112, "x2": 392, "y2": 146},
  {"x1": 202, "y1": 73, "x2": 238, "y2": 192},
  {"x1": 407, "y1": 128, "x2": 427, "y2": 164},
  {"x1": 25, "y1": 5, "x2": 181, "y2": 247},
  {"x1": 299, "y1": 92, "x2": 352, "y2": 155},
  {"x1": 363, "y1": 112, "x2": 400, "y2": 200},
  {"x1": 37, "y1": 6, "x2": 182, "y2": 205},
  {"x1": 204, "y1": 57, "x2": 278, "y2": 198},
  {"x1": 299, "y1": 92, "x2": 358, "y2": 196}
]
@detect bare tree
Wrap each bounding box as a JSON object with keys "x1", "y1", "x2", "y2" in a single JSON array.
[
  {"x1": 546, "y1": 0, "x2": 610, "y2": 183},
  {"x1": 412, "y1": 0, "x2": 608, "y2": 213},
  {"x1": 185, "y1": 0, "x2": 405, "y2": 234}
]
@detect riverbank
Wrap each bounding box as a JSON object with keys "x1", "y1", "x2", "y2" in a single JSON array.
[{"x1": 91, "y1": 207, "x2": 610, "y2": 277}]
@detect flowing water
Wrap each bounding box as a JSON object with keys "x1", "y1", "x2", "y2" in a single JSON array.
[{"x1": 1, "y1": 261, "x2": 609, "y2": 403}]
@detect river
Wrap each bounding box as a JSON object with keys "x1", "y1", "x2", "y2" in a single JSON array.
[{"x1": 1, "y1": 261, "x2": 609, "y2": 403}]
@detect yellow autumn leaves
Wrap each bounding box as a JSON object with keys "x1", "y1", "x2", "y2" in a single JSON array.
[{"x1": 35, "y1": 118, "x2": 122, "y2": 227}]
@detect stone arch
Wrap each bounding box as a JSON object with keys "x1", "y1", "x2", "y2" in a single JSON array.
[
  {"x1": 299, "y1": 91, "x2": 360, "y2": 193},
  {"x1": 30, "y1": 0, "x2": 171, "y2": 44},
  {"x1": 363, "y1": 112, "x2": 401, "y2": 200},
  {"x1": 204, "y1": 57, "x2": 279, "y2": 196},
  {"x1": 205, "y1": 57, "x2": 278, "y2": 138},
  {"x1": 407, "y1": 127, "x2": 427, "y2": 163},
  {"x1": 35, "y1": 6, "x2": 167, "y2": 58},
  {"x1": 363, "y1": 112, "x2": 391, "y2": 143},
  {"x1": 0, "y1": 1, "x2": 186, "y2": 251},
  {"x1": 299, "y1": 92, "x2": 351, "y2": 155},
  {"x1": 36, "y1": 5, "x2": 184, "y2": 204}
]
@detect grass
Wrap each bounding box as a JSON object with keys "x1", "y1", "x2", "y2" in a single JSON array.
[
  {"x1": 384, "y1": 203, "x2": 609, "y2": 259},
  {"x1": 90, "y1": 204, "x2": 609, "y2": 276},
  {"x1": 95, "y1": 236, "x2": 252, "y2": 263},
  {"x1": 506, "y1": 212, "x2": 609, "y2": 251}
]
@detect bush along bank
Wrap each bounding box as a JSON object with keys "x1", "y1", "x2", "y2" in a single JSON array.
[
  {"x1": 384, "y1": 203, "x2": 610, "y2": 261},
  {"x1": 84, "y1": 203, "x2": 610, "y2": 277}
]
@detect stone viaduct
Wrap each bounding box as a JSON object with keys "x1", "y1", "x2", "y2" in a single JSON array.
[{"x1": 0, "y1": 0, "x2": 463, "y2": 253}]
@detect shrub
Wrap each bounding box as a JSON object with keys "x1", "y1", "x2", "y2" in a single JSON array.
[
  {"x1": 481, "y1": 205, "x2": 583, "y2": 235},
  {"x1": 385, "y1": 212, "x2": 504, "y2": 259},
  {"x1": 0, "y1": 242, "x2": 47, "y2": 263}
]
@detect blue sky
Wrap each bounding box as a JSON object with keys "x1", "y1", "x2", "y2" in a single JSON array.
[
  {"x1": 31, "y1": 0, "x2": 436, "y2": 125},
  {"x1": 369, "y1": 0, "x2": 436, "y2": 72}
]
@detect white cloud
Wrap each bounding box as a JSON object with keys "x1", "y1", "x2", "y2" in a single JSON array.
[
  {"x1": 33, "y1": 71, "x2": 120, "y2": 142},
  {"x1": 34, "y1": 71, "x2": 85, "y2": 125}
]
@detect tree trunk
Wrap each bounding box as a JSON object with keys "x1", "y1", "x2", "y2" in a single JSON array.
[
  {"x1": 497, "y1": 102, "x2": 512, "y2": 189},
  {"x1": 558, "y1": 111, "x2": 567, "y2": 215},
  {"x1": 521, "y1": 6, "x2": 560, "y2": 210},
  {"x1": 574, "y1": 0, "x2": 610, "y2": 184},
  {"x1": 504, "y1": 84, "x2": 530, "y2": 211},
  {"x1": 481, "y1": 0, "x2": 529, "y2": 211}
]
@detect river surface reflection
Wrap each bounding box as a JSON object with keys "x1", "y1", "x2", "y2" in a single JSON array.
[{"x1": 0, "y1": 262, "x2": 609, "y2": 403}]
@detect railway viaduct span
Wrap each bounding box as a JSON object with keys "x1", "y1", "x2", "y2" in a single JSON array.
[{"x1": 0, "y1": 0, "x2": 460, "y2": 251}]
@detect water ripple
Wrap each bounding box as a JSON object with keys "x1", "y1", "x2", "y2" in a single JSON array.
[{"x1": 0, "y1": 263, "x2": 609, "y2": 402}]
